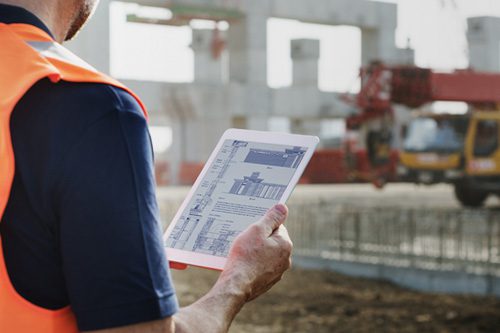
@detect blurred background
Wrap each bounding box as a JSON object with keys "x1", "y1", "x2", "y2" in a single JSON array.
[{"x1": 68, "y1": 0, "x2": 500, "y2": 331}]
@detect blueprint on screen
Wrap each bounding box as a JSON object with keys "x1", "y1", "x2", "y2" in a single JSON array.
[{"x1": 165, "y1": 140, "x2": 307, "y2": 257}]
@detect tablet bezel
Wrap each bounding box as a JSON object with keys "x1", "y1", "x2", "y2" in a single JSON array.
[{"x1": 164, "y1": 128, "x2": 320, "y2": 271}]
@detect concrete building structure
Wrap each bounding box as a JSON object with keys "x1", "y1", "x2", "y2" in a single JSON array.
[
  {"x1": 467, "y1": 16, "x2": 500, "y2": 72},
  {"x1": 66, "y1": 0, "x2": 500, "y2": 183}
]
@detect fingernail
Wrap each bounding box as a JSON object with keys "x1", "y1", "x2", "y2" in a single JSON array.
[{"x1": 274, "y1": 204, "x2": 287, "y2": 215}]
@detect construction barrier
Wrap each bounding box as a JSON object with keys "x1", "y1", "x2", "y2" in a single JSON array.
[
  {"x1": 286, "y1": 203, "x2": 500, "y2": 277},
  {"x1": 154, "y1": 160, "x2": 171, "y2": 186},
  {"x1": 178, "y1": 162, "x2": 205, "y2": 185},
  {"x1": 157, "y1": 189, "x2": 500, "y2": 277},
  {"x1": 156, "y1": 186, "x2": 500, "y2": 294},
  {"x1": 301, "y1": 150, "x2": 348, "y2": 183},
  {"x1": 301, "y1": 149, "x2": 399, "y2": 184}
]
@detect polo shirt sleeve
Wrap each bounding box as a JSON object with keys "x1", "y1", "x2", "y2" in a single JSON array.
[{"x1": 53, "y1": 87, "x2": 178, "y2": 331}]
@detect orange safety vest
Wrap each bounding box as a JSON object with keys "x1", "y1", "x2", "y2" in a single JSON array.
[{"x1": 0, "y1": 23, "x2": 148, "y2": 333}]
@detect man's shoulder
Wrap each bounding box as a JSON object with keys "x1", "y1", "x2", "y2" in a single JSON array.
[
  {"x1": 11, "y1": 78, "x2": 147, "y2": 167},
  {"x1": 21, "y1": 78, "x2": 144, "y2": 121}
]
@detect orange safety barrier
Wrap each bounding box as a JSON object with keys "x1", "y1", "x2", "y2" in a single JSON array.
[
  {"x1": 178, "y1": 162, "x2": 205, "y2": 185},
  {"x1": 301, "y1": 150, "x2": 350, "y2": 184},
  {"x1": 301, "y1": 149, "x2": 400, "y2": 184},
  {"x1": 154, "y1": 161, "x2": 171, "y2": 186}
]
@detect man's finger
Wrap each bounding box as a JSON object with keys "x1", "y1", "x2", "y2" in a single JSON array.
[
  {"x1": 272, "y1": 224, "x2": 291, "y2": 242},
  {"x1": 259, "y1": 204, "x2": 288, "y2": 236},
  {"x1": 272, "y1": 225, "x2": 293, "y2": 251}
]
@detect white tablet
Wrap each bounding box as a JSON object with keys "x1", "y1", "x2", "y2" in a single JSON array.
[{"x1": 164, "y1": 129, "x2": 319, "y2": 270}]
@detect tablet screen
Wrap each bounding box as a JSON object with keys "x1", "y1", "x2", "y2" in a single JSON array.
[{"x1": 165, "y1": 139, "x2": 308, "y2": 258}]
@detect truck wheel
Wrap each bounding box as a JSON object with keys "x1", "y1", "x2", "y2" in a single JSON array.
[{"x1": 454, "y1": 183, "x2": 488, "y2": 208}]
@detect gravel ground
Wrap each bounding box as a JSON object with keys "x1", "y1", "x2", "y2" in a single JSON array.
[
  {"x1": 172, "y1": 267, "x2": 500, "y2": 333},
  {"x1": 164, "y1": 184, "x2": 500, "y2": 332}
]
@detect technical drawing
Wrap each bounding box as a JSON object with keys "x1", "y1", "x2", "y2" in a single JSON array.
[
  {"x1": 244, "y1": 146, "x2": 307, "y2": 169},
  {"x1": 190, "y1": 140, "x2": 248, "y2": 214},
  {"x1": 166, "y1": 140, "x2": 248, "y2": 250},
  {"x1": 230, "y1": 172, "x2": 287, "y2": 200},
  {"x1": 166, "y1": 140, "x2": 304, "y2": 255},
  {"x1": 192, "y1": 218, "x2": 239, "y2": 257},
  {"x1": 168, "y1": 215, "x2": 200, "y2": 248}
]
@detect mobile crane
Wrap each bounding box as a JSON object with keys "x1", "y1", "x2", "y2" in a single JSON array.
[{"x1": 348, "y1": 62, "x2": 500, "y2": 207}]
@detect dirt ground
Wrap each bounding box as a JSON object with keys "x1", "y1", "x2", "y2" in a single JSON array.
[{"x1": 172, "y1": 267, "x2": 500, "y2": 333}]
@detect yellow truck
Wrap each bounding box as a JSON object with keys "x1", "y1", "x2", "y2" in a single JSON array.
[{"x1": 399, "y1": 111, "x2": 500, "y2": 207}]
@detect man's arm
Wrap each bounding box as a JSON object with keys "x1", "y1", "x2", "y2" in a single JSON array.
[{"x1": 84, "y1": 204, "x2": 292, "y2": 333}]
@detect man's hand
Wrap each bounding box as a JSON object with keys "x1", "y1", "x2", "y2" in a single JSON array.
[
  {"x1": 221, "y1": 204, "x2": 293, "y2": 301},
  {"x1": 173, "y1": 204, "x2": 293, "y2": 333},
  {"x1": 84, "y1": 204, "x2": 293, "y2": 333}
]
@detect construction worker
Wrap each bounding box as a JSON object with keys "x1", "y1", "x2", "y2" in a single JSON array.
[{"x1": 0, "y1": 1, "x2": 293, "y2": 332}]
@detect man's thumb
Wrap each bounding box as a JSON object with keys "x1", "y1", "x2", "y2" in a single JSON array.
[{"x1": 260, "y1": 204, "x2": 288, "y2": 236}]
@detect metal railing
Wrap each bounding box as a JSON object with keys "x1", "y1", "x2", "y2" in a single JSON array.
[
  {"x1": 286, "y1": 202, "x2": 500, "y2": 276},
  {"x1": 157, "y1": 191, "x2": 500, "y2": 276}
]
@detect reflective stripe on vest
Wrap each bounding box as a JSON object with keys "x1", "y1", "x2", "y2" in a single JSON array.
[
  {"x1": 0, "y1": 23, "x2": 148, "y2": 333},
  {"x1": 27, "y1": 41, "x2": 98, "y2": 72}
]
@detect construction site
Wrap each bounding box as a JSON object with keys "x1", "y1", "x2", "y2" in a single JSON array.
[{"x1": 67, "y1": 0, "x2": 500, "y2": 331}]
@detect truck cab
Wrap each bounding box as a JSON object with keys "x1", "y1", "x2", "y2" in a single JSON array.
[
  {"x1": 399, "y1": 111, "x2": 500, "y2": 207},
  {"x1": 399, "y1": 113, "x2": 468, "y2": 184},
  {"x1": 458, "y1": 112, "x2": 500, "y2": 206}
]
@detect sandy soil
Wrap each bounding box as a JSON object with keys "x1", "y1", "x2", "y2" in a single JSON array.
[{"x1": 172, "y1": 267, "x2": 500, "y2": 333}]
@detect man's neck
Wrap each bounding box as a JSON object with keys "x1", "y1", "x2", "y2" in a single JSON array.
[{"x1": 0, "y1": 0, "x2": 68, "y2": 42}]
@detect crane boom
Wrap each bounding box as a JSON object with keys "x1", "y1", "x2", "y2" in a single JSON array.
[
  {"x1": 348, "y1": 63, "x2": 500, "y2": 127},
  {"x1": 391, "y1": 67, "x2": 500, "y2": 107}
]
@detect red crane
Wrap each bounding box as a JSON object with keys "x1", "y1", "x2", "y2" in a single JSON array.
[
  {"x1": 302, "y1": 62, "x2": 500, "y2": 187},
  {"x1": 347, "y1": 62, "x2": 500, "y2": 127}
]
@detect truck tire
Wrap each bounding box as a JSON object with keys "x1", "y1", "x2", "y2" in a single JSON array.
[{"x1": 454, "y1": 182, "x2": 488, "y2": 208}]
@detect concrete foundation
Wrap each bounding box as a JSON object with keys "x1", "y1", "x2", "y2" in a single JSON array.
[
  {"x1": 156, "y1": 184, "x2": 500, "y2": 297},
  {"x1": 293, "y1": 255, "x2": 500, "y2": 296}
]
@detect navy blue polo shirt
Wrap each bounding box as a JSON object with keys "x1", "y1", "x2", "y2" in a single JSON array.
[{"x1": 0, "y1": 4, "x2": 178, "y2": 331}]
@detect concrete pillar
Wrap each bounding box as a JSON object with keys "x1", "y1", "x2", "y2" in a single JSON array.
[
  {"x1": 66, "y1": 0, "x2": 111, "y2": 74},
  {"x1": 291, "y1": 39, "x2": 320, "y2": 87},
  {"x1": 227, "y1": 3, "x2": 271, "y2": 131},
  {"x1": 228, "y1": 13, "x2": 268, "y2": 85},
  {"x1": 191, "y1": 29, "x2": 225, "y2": 84},
  {"x1": 169, "y1": 120, "x2": 184, "y2": 185},
  {"x1": 360, "y1": 2, "x2": 413, "y2": 65},
  {"x1": 467, "y1": 17, "x2": 500, "y2": 72},
  {"x1": 362, "y1": 27, "x2": 396, "y2": 65},
  {"x1": 165, "y1": 86, "x2": 232, "y2": 166}
]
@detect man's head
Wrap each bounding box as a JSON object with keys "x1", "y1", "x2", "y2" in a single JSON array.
[
  {"x1": 65, "y1": 0, "x2": 100, "y2": 41},
  {"x1": 0, "y1": 0, "x2": 100, "y2": 42}
]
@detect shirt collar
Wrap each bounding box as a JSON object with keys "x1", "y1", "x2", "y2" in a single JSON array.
[{"x1": 0, "y1": 4, "x2": 54, "y2": 39}]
